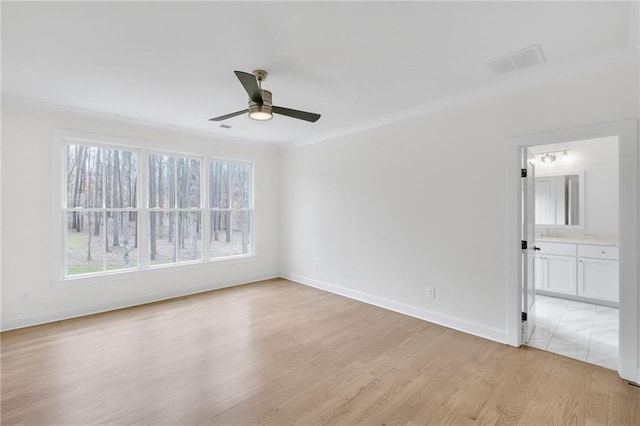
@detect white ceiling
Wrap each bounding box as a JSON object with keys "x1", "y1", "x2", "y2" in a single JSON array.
[{"x1": 1, "y1": 1, "x2": 636, "y2": 146}]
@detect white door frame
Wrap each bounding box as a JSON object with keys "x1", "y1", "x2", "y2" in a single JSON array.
[{"x1": 506, "y1": 119, "x2": 639, "y2": 383}]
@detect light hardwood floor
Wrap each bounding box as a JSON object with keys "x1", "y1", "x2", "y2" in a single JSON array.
[{"x1": 1, "y1": 278, "x2": 638, "y2": 425}]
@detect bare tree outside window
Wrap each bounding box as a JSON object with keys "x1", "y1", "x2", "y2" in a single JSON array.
[
  {"x1": 148, "y1": 154, "x2": 202, "y2": 265},
  {"x1": 62, "y1": 139, "x2": 253, "y2": 278},
  {"x1": 65, "y1": 144, "x2": 138, "y2": 276},
  {"x1": 209, "y1": 161, "x2": 252, "y2": 258}
]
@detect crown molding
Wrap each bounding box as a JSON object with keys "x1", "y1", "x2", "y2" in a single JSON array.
[{"x1": 285, "y1": 48, "x2": 639, "y2": 149}]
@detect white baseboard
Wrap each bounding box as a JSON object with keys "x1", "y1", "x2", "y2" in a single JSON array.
[
  {"x1": 629, "y1": 369, "x2": 640, "y2": 386},
  {"x1": 1, "y1": 273, "x2": 279, "y2": 331},
  {"x1": 282, "y1": 273, "x2": 507, "y2": 344}
]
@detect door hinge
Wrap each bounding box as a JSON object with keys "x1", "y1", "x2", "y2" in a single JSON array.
[
  {"x1": 522, "y1": 312, "x2": 527, "y2": 321},
  {"x1": 521, "y1": 168, "x2": 527, "y2": 178},
  {"x1": 521, "y1": 240, "x2": 527, "y2": 250}
]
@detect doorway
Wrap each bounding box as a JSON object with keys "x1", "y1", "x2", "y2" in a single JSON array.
[
  {"x1": 527, "y1": 137, "x2": 619, "y2": 369},
  {"x1": 506, "y1": 120, "x2": 639, "y2": 383}
]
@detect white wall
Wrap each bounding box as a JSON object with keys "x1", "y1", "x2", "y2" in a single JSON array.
[
  {"x1": 534, "y1": 136, "x2": 619, "y2": 241},
  {"x1": 1, "y1": 97, "x2": 280, "y2": 330},
  {"x1": 280, "y1": 61, "x2": 639, "y2": 343}
]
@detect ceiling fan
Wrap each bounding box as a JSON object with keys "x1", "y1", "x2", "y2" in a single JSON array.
[{"x1": 209, "y1": 70, "x2": 321, "y2": 123}]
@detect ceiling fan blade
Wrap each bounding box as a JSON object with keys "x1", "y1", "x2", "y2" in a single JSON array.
[
  {"x1": 272, "y1": 106, "x2": 321, "y2": 123},
  {"x1": 234, "y1": 71, "x2": 263, "y2": 104},
  {"x1": 209, "y1": 109, "x2": 248, "y2": 121}
]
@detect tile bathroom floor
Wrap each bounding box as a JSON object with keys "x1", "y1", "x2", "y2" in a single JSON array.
[{"x1": 527, "y1": 294, "x2": 618, "y2": 370}]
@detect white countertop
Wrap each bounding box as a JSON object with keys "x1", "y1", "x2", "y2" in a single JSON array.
[{"x1": 536, "y1": 237, "x2": 618, "y2": 247}]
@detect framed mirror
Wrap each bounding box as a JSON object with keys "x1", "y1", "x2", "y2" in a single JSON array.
[{"x1": 535, "y1": 171, "x2": 585, "y2": 228}]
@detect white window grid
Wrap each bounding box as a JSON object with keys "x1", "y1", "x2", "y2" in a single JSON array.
[{"x1": 59, "y1": 138, "x2": 255, "y2": 280}]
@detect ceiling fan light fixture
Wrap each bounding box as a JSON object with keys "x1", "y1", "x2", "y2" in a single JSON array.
[
  {"x1": 248, "y1": 89, "x2": 273, "y2": 121},
  {"x1": 248, "y1": 108, "x2": 272, "y2": 121}
]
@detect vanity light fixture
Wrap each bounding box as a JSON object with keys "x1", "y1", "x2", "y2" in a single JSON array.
[
  {"x1": 541, "y1": 152, "x2": 556, "y2": 163},
  {"x1": 535, "y1": 149, "x2": 571, "y2": 164}
]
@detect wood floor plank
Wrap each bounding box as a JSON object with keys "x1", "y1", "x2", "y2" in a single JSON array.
[{"x1": 1, "y1": 278, "x2": 638, "y2": 425}]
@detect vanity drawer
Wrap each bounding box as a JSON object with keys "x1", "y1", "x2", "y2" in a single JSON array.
[
  {"x1": 578, "y1": 244, "x2": 619, "y2": 260},
  {"x1": 536, "y1": 242, "x2": 576, "y2": 256}
]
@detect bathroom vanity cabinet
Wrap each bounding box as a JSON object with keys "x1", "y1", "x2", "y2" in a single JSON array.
[{"x1": 534, "y1": 240, "x2": 618, "y2": 305}]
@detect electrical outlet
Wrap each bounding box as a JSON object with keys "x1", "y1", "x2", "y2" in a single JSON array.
[
  {"x1": 314, "y1": 263, "x2": 319, "y2": 271},
  {"x1": 22, "y1": 291, "x2": 30, "y2": 301},
  {"x1": 427, "y1": 286, "x2": 436, "y2": 299}
]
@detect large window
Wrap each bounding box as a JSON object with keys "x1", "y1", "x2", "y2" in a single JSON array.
[
  {"x1": 65, "y1": 144, "x2": 139, "y2": 276},
  {"x1": 209, "y1": 161, "x2": 253, "y2": 258},
  {"x1": 148, "y1": 153, "x2": 202, "y2": 265},
  {"x1": 61, "y1": 137, "x2": 254, "y2": 279}
]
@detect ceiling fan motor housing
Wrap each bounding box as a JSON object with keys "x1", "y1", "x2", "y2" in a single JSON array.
[{"x1": 248, "y1": 89, "x2": 272, "y2": 120}]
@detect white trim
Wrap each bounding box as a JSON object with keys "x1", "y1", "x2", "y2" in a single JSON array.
[
  {"x1": 52, "y1": 253, "x2": 258, "y2": 288},
  {"x1": 4, "y1": 49, "x2": 638, "y2": 149},
  {"x1": 283, "y1": 273, "x2": 507, "y2": 344},
  {"x1": 138, "y1": 142, "x2": 151, "y2": 267},
  {"x1": 1, "y1": 273, "x2": 279, "y2": 332},
  {"x1": 284, "y1": 48, "x2": 639, "y2": 148},
  {"x1": 506, "y1": 119, "x2": 639, "y2": 383},
  {"x1": 52, "y1": 127, "x2": 259, "y2": 164},
  {"x1": 5, "y1": 95, "x2": 270, "y2": 148}
]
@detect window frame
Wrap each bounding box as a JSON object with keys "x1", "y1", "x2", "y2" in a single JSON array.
[
  {"x1": 207, "y1": 158, "x2": 255, "y2": 260},
  {"x1": 52, "y1": 129, "x2": 256, "y2": 284},
  {"x1": 147, "y1": 150, "x2": 205, "y2": 266}
]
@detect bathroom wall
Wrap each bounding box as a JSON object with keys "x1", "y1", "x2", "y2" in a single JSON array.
[{"x1": 534, "y1": 135, "x2": 619, "y2": 241}]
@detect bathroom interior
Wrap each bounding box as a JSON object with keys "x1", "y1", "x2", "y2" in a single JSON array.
[{"x1": 528, "y1": 135, "x2": 619, "y2": 370}]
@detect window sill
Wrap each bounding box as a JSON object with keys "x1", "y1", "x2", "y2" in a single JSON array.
[{"x1": 53, "y1": 254, "x2": 256, "y2": 288}]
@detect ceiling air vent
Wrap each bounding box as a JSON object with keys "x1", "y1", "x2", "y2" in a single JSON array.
[
  {"x1": 487, "y1": 44, "x2": 546, "y2": 76},
  {"x1": 218, "y1": 123, "x2": 243, "y2": 132}
]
